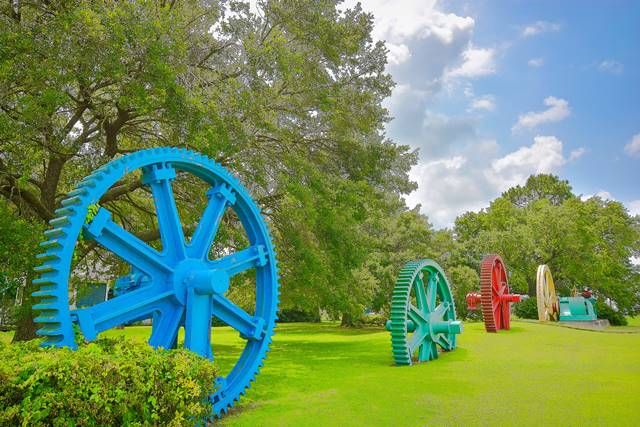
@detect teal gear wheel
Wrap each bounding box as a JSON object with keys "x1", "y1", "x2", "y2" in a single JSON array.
[
  {"x1": 32, "y1": 147, "x2": 279, "y2": 417},
  {"x1": 386, "y1": 259, "x2": 462, "y2": 365}
]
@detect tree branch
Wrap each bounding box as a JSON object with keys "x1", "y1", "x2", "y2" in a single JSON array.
[{"x1": 99, "y1": 179, "x2": 145, "y2": 204}]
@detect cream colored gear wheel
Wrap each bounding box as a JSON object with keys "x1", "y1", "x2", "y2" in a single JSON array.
[{"x1": 536, "y1": 265, "x2": 559, "y2": 321}]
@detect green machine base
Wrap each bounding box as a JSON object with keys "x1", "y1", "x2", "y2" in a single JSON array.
[{"x1": 558, "y1": 296, "x2": 597, "y2": 321}]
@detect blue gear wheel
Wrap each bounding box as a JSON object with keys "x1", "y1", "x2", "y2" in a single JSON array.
[{"x1": 32, "y1": 147, "x2": 279, "y2": 417}]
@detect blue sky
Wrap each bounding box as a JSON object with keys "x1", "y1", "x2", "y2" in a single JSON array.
[{"x1": 344, "y1": 0, "x2": 640, "y2": 227}]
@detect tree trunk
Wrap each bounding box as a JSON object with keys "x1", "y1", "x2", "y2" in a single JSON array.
[
  {"x1": 11, "y1": 155, "x2": 67, "y2": 342},
  {"x1": 340, "y1": 311, "x2": 354, "y2": 327},
  {"x1": 12, "y1": 274, "x2": 38, "y2": 342}
]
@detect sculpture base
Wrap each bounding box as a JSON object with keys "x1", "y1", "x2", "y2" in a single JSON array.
[{"x1": 558, "y1": 319, "x2": 610, "y2": 330}]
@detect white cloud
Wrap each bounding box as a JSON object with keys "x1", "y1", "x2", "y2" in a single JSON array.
[
  {"x1": 522, "y1": 21, "x2": 561, "y2": 37},
  {"x1": 594, "y1": 190, "x2": 613, "y2": 200},
  {"x1": 468, "y1": 95, "x2": 496, "y2": 112},
  {"x1": 349, "y1": 0, "x2": 482, "y2": 150},
  {"x1": 347, "y1": 1, "x2": 571, "y2": 229},
  {"x1": 528, "y1": 57, "x2": 544, "y2": 67},
  {"x1": 580, "y1": 190, "x2": 615, "y2": 201},
  {"x1": 487, "y1": 136, "x2": 567, "y2": 191},
  {"x1": 446, "y1": 46, "x2": 497, "y2": 79},
  {"x1": 628, "y1": 200, "x2": 640, "y2": 217},
  {"x1": 598, "y1": 60, "x2": 624, "y2": 75},
  {"x1": 569, "y1": 147, "x2": 587, "y2": 161},
  {"x1": 512, "y1": 96, "x2": 571, "y2": 131},
  {"x1": 344, "y1": 0, "x2": 475, "y2": 45},
  {"x1": 407, "y1": 135, "x2": 574, "y2": 227},
  {"x1": 405, "y1": 140, "x2": 500, "y2": 227},
  {"x1": 342, "y1": 0, "x2": 475, "y2": 57},
  {"x1": 418, "y1": 111, "x2": 478, "y2": 157},
  {"x1": 624, "y1": 133, "x2": 640, "y2": 157},
  {"x1": 386, "y1": 43, "x2": 411, "y2": 65}
]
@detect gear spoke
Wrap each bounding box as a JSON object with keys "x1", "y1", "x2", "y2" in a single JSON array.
[
  {"x1": 187, "y1": 184, "x2": 236, "y2": 259},
  {"x1": 418, "y1": 341, "x2": 431, "y2": 360},
  {"x1": 414, "y1": 275, "x2": 428, "y2": 311},
  {"x1": 435, "y1": 333, "x2": 451, "y2": 350},
  {"x1": 184, "y1": 289, "x2": 213, "y2": 359},
  {"x1": 430, "y1": 341, "x2": 439, "y2": 359},
  {"x1": 408, "y1": 328, "x2": 429, "y2": 354},
  {"x1": 83, "y1": 208, "x2": 171, "y2": 278},
  {"x1": 149, "y1": 306, "x2": 184, "y2": 349},
  {"x1": 426, "y1": 273, "x2": 438, "y2": 310},
  {"x1": 72, "y1": 286, "x2": 175, "y2": 341},
  {"x1": 408, "y1": 304, "x2": 428, "y2": 324},
  {"x1": 433, "y1": 302, "x2": 448, "y2": 318},
  {"x1": 210, "y1": 245, "x2": 268, "y2": 277},
  {"x1": 142, "y1": 163, "x2": 186, "y2": 261},
  {"x1": 212, "y1": 294, "x2": 266, "y2": 340}
]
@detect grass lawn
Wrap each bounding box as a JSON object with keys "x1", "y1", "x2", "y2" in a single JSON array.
[{"x1": 2, "y1": 320, "x2": 639, "y2": 426}]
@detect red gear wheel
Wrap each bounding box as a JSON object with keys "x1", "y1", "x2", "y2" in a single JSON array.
[{"x1": 466, "y1": 255, "x2": 524, "y2": 332}]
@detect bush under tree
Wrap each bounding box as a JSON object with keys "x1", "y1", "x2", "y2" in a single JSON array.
[
  {"x1": 0, "y1": 338, "x2": 217, "y2": 426},
  {"x1": 513, "y1": 297, "x2": 538, "y2": 320},
  {"x1": 595, "y1": 301, "x2": 628, "y2": 326}
]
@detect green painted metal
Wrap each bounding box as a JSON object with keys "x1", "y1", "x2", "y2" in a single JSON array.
[
  {"x1": 386, "y1": 259, "x2": 462, "y2": 365},
  {"x1": 559, "y1": 296, "x2": 597, "y2": 321}
]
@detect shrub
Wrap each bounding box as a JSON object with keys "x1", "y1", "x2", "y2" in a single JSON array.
[
  {"x1": 595, "y1": 300, "x2": 628, "y2": 326},
  {"x1": 513, "y1": 296, "x2": 538, "y2": 319},
  {"x1": 356, "y1": 313, "x2": 386, "y2": 327},
  {"x1": 0, "y1": 337, "x2": 217, "y2": 426}
]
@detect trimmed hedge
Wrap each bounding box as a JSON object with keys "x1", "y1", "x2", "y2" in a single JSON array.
[{"x1": 0, "y1": 337, "x2": 217, "y2": 426}]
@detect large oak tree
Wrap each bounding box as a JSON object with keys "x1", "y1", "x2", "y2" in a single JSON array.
[{"x1": 0, "y1": 0, "x2": 416, "y2": 338}]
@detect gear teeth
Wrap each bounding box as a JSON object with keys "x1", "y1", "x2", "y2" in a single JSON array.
[
  {"x1": 32, "y1": 289, "x2": 57, "y2": 298},
  {"x1": 39, "y1": 239, "x2": 62, "y2": 249},
  {"x1": 49, "y1": 216, "x2": 71, "y2": 227},
  {"x1": 32, "y1": 302, "x2": 59, "y2": 311},
  {"x1": 67, "y1": 187, "x2": 89, "y2": 197},
  {"x1": 36, "y1": 327, "x2": 63, "y2": 337},
  {"x1": 34, "y1": 263, "x2": 59, "y2": 273},
  {"x1": 36, "y1": 252, "x2": 60, "y2": 262},
  {"x1": 78, "y1": 178, "x2": 98, "y2": 187},
  {"x1": 34, "y1": 314, "x2": 59, "y2": 323},
  {"x1": 43, "y1": 228, "x2": 66, "y2": 238},
  {"x1": 55, "y1": 206, "x2": 76, "y2": 216},
  {"x1": 61, "y1": 195, "x2": 83, "y2": 206}
]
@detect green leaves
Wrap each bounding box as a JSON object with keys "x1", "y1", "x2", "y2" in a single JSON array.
[
  {"x1": 454, "y1": 174, "x2": 640, "y2": 314},
  {"x1": 1, "y1": 0, "x2": 414, "y2": 328},
  {"x1": 0, "y1": 337, "x2": 218, "y2": 426}
]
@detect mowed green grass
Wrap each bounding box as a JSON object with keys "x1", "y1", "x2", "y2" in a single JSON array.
[{"x1": 2, "y1": 321, "x2": 639, "y2": 426}]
